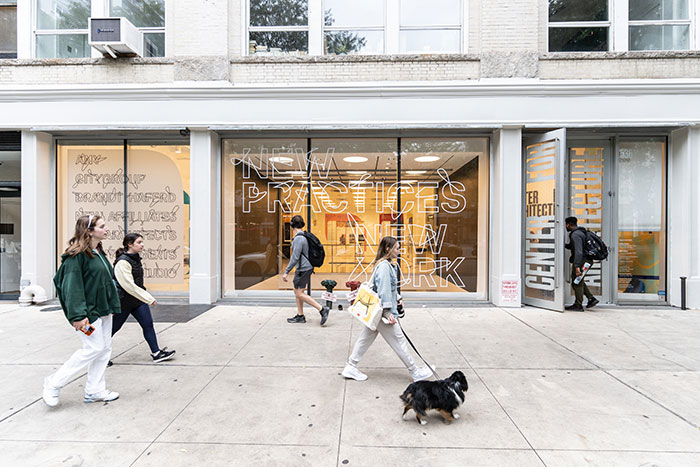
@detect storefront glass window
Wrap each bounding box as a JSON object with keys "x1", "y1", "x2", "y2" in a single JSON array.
[
  {"x1": 0, "y1": 148, "x2": 21, "y2": 298},
  {"x1": 57, "y1": 142, "x2": 190, "y2": 295},
  {"x1": 222, "y1": 137, "x2": 489, "y2": 298},
  {"x1": 616, "y1": 138, "x2": 666, "y2": 301},
  {"x1": 400, "y1": 138, "x2": 489, "y2": 294}
]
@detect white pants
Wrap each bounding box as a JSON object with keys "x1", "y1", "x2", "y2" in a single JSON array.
[
  {"x1": 46, "y1": 315, "x2": 113, "y2": 395},
  {"x1": 348, "y1": 320, "x2": 417, "y2": 372}
]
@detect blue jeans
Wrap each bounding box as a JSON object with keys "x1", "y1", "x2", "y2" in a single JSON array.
[{"x1": 111, "y1": 302, "x2": 159, "y2": 354}]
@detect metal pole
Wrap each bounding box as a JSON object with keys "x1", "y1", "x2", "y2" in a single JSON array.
[{"x1": 680, "y1": 276, "x2": 687, "y2": 310}]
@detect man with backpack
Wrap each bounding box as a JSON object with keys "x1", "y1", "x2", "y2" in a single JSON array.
[
  {"x1": 565, "y1": 216, "x2": 600, "y2": 311},
  {"x1": 282, "y1": 215, "x2": 330, "y2": 325}
]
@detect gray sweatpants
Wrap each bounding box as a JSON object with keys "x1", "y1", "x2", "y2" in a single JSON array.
[{"x1": 348, "y1": 320, "x2": 418, "y2": 372}]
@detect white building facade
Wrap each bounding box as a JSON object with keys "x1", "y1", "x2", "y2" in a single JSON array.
[{"x1": 1, "y1": 0, "x2": 699, "y2": 310}]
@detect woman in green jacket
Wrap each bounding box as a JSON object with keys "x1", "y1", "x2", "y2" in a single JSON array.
[{"x1": 43, "y1": 214, "x2": 122, "y2": 407}]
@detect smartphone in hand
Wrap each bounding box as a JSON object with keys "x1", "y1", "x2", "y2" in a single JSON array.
[{"x1": 81, "y1": 325, "x2": 95, "y2": 336}]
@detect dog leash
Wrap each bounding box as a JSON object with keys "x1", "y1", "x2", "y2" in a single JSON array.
[{"x1": 397, "y1": 318, "x2": 441, "y2": 380}]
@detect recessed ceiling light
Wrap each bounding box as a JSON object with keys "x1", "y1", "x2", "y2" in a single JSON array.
[
  {"x1": 400, "y1": 180, "x2": 417, "y2": 184},
  {"x1": 344, "y1": 156, "x2": 368, "y2": 163},
  {"x1": 347, "y1": 171, "x2": 367, "y2": 175},
  {"x1": 270, "y1": 156, "x2": 294, "y2": 163},
  {"x1": 284, "y1": 171, "x2": 305, "y2": 176},
  {"x1": 406, "y1": 170, "x2": 427, "y2": 175},
  {"x1": 415, "y1": 156, "x2": 440, "y2": 162}
]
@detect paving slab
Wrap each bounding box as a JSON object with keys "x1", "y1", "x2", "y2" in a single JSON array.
[
  {"x1": 230, "y1": 317, "x2": 351, "y2": 368},
  {"x1": 132, "y1": 443, "x2": 336, "y2": 467},
  {"x1": 537, "y1": 450, "x2": 700, "y2": 467},
  {"x1": 0, "y1": 440, "x2": 147, "y2": 467},
  {"x1": 507, "y1": 308, "x2": 700, "y2": 370},
  {"x1": 609, "y1": 370, "x2": 700, "y2": 428},
  {"x1": 0, "y1": 365, "x2": 56, "y2": 421},
  {"x1": 478, "y1": 368, "x2": 700, "y2": 451},
  {"x1": 158, "y1": 366, "x2": 345, "y2": 446},
  {"x1": 430, "y1": 308, "x2": 594, "y2": 370},
  {"x1": 341, "y1": 367, "x2": 530, "y2": 450},
  {"x1": 337, "y1": 446, "x2": 544, "y2": 467},
  {"x1": 0, "y1": 366, "x2": 218, "y2": 443}
]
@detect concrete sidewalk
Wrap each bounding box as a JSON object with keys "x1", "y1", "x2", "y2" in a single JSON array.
[{"x1": 1, "y1": 302, "x2": 700, "y2": 466}]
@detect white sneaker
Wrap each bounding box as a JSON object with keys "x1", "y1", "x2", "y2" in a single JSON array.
[
  {"x1": 84, "y1": 390, "x2": 119, "y2": 403},
  {"x1": 410, "y1": 366, "x2": 435, "y2": 382},
  {"x1": 42, "y1": 378, "x2": 60, "y2": 407},
  {"x1": 341, "y1": 364, "x2": 368, "y2": 381}
]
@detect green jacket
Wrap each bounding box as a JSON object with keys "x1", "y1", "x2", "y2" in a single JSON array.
[{"x1": 53, "y1": 250, "x2": 121, "y2": 324}]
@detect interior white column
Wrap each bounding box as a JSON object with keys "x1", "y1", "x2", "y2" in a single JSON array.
[
  {"x1": 189, "y1": 129, "x2": 221, "y2": 304},
  {"x1": 669, "y1": 126, "x2": 700, "y2": 309},
  {"x1": 490, "y1": 127, "x2": 523, "y2": 307},
  {"x1": 20, "y1": 131, "x2": 55, "y2": 298}
]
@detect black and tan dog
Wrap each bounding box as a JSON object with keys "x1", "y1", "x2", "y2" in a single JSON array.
[{"x1": 400, "y1": 370, "x2": 468, "y2": 425}]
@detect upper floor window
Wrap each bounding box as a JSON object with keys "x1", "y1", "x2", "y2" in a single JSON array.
[
  {"x1": 247, "y1": 0, "x2": 467, "y2": 56},
  {"x1": 249, "y1": 0, "x2": 309, "y2": 55},
  {"x1": 0, "y1": 1, "x2": 17, "y2": 58},
  {"x1": 110, "y1": 0, "x2": 166, "y2": 57},
  {"x1": 629, "y1": 0, "x2": 690, "y2": 50},
  {"x1": 34, "y1": 0, "x2": 165, "y2": 58},
  {"x1": 399, "y1": 0, "x2": 462, "y2": 54},
  {"x1": 548, "y1": 0, "x2": 696, "y2": 52},
  {"x1": 35, "y1": 0, "x2": 91, "y2": 58},
  {"x1": 548, "y1": 0, "x2": 610, "y2": 52}
]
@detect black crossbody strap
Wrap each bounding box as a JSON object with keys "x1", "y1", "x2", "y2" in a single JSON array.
[{"x1": 398, "y1": 319, "x2": 441, "y2": 380}]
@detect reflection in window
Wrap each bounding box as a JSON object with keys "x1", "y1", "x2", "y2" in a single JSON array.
[
  {"x1": 111, "y1": 0, "x2": 166, "y2": 56},
  {"x1": 0, "y1": 3, "x2": 17, "y2": 58},
  {"x1": 629, "y1": 0, "x2": 690, "y2": 50},
  {"x1": 35, "y1": 0, "x2": 90, "y2": 58},
  {"x1": 249, "y1": 0, "x2": 309, "y2": 55},
  {"x1": 323, "y1": 0, "x2": 383, "y2": 55},
  {"x1": 399, "y1": 0, "x2": 462, "y2": 54},
  {"x1": 617, "y1": 138, "x2": 666, "y2": 301},
  {"x1": 548, "y1": 0, "x2": 610, "y2": 52}
]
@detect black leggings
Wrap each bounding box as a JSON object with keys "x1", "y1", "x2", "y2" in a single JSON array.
[{"x1": 112, "y1": 302, "x2": 160, "y2": 354}]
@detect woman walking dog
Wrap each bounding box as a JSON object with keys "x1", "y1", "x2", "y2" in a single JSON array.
[
  {"x1": 110, "y1": 233, "x2": 175, "y2": 364},
  {"x1": 341, "y1": 236, "x2": 433, "y2": 382},
  {"x1": 43, "y1": 215, "x2": 121, "y2": 407}
]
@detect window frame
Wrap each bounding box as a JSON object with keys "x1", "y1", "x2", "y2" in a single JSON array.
[
  {"x1": 244, "y1": 0, "x2": 469, "y2": 56},
  {"x1": 32, "y1": 0, "x2": 166, "y2": 59},
  {"x1": 547, "y1": 0, "x2": 698, "y2": 53}
]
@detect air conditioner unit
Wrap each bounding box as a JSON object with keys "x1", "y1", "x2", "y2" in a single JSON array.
[{"x1": 89, "y1": 17, "x2": 143, "y2": 58}]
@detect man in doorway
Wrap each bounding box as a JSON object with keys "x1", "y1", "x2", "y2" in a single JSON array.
[
  {"x1": 282, "y1": 215, "x2": 330, "y2": 325},
  {"x1": 565, "y1": 216, "x2": 599, "y2": 311}
]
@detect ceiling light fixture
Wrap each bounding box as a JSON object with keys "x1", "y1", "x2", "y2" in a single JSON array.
[
  {"x1": 415, "y1": 156, "x2": 440, "y2": 163},
  {"x1": 270, "y1": 156, "x2": 294, "y2": 163},
  {"x1": 405, "y1": 170, "x2": 427, "y2": 175},
  {"x1": 344, "y1": 156, "x2": 368, "y2": 163}
]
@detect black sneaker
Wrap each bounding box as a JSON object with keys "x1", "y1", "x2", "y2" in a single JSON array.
[
  {"x1": 586, "y1": 298, "x2": 600, "y2": 309},
  {"x1": 565, "y1": 303, "x2": 585, "y2": 311},
  {"x1": 152, "y1": 349, "x2": 176, "y2": 363},
  {"x1": 287, "y1": 314, "x2": 306, "y2": 324},
  {"x1": 319, "y1": 306, "x2": 330, "y2": 326}
]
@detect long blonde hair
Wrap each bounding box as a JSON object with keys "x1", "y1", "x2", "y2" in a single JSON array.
[
  {"x1": 371, "y1": 236, "x2": 398, "y2": 268},
  {"x1": 64, "y1": 214, "x2": 103, "y2": 258}
]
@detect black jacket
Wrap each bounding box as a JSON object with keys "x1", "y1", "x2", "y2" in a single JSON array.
[
  {"x1": 565, "y1": 227, "x2": 590, "y2": 268},
  {"x1": 113, "y1": 252, "x2": 146, "y2": 310}
]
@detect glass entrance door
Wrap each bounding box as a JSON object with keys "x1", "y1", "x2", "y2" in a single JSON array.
[
  {"x1": 523, "y1": 130, "x2": 567, "y2": 312},
  {"x1": 566, "y1": 140, "x2": 612, "y2": 305}
]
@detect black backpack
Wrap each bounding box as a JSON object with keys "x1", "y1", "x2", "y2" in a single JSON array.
[
  {"x1": 583, "y1": 229, "x2": 608, "y2": 261},
  {"x1": 302, "y1": 231, "x2": 325, "y2": 268}
]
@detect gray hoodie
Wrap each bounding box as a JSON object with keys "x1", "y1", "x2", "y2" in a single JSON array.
[{"x1": 285, "y1": 231, "x2": 313, "y2": 274}]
